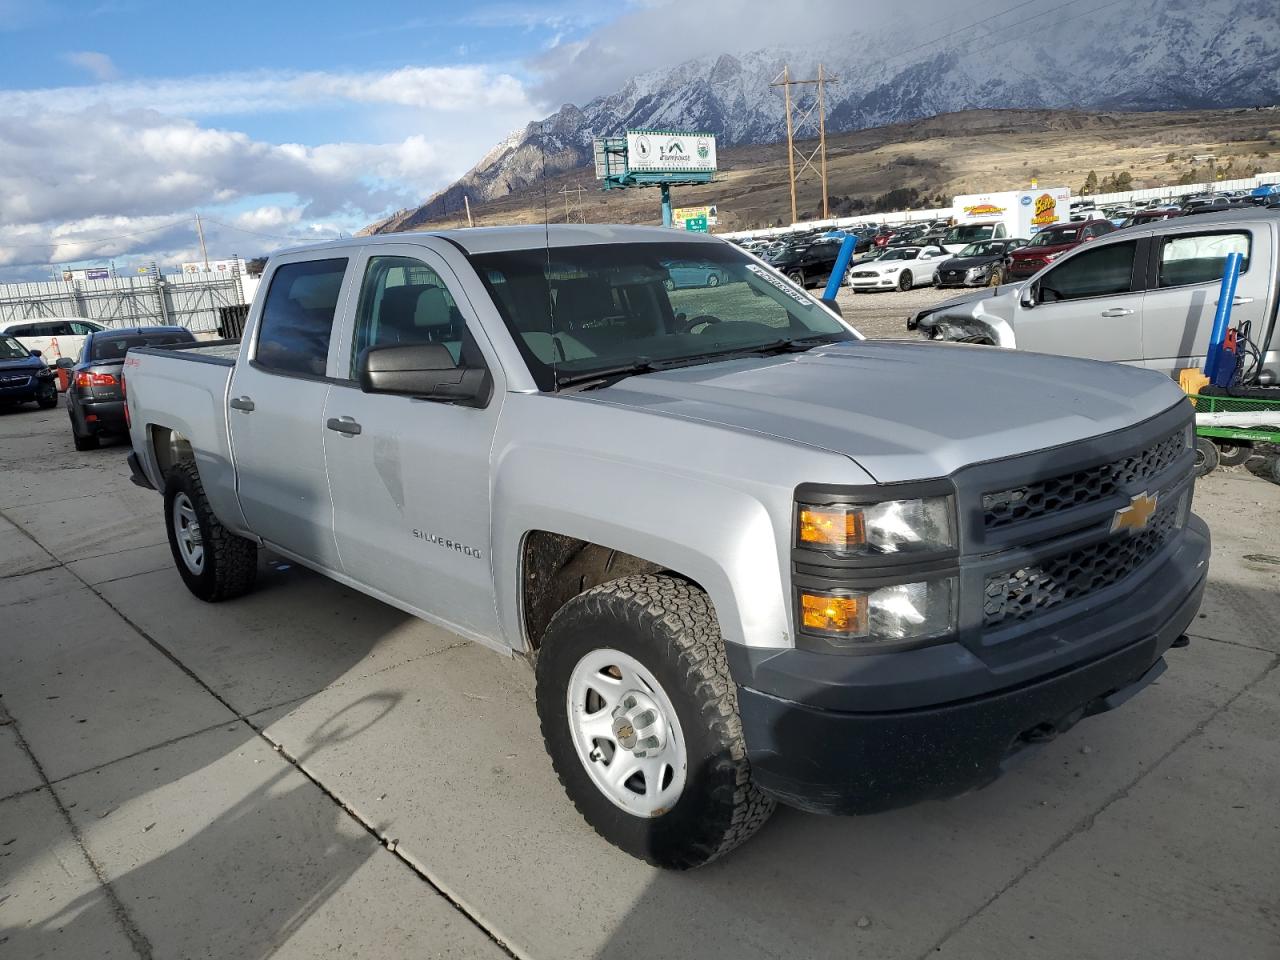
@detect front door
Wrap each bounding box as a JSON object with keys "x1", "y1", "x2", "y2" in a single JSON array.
[
  {"x1": 321, "y1": 245, "x2": 504, "y2": 642},
  {"x1": 1138, "y1": 224, "x2": 1275, "y2": 378},
  {"x1": 1012, "y1": 236, "x2": 1145, "y2": 363},
  {"x1": 229, "y1": 255, "x2": 355, "y2": 570}
]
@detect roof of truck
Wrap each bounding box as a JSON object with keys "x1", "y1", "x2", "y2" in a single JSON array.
[{"x1": 272, "y1": 223, "x2": 724, "y2": 260}]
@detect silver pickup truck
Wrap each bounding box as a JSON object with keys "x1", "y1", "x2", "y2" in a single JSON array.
[{"x1": 123, "y1": 225, "x2": 1210, "y2": 868}]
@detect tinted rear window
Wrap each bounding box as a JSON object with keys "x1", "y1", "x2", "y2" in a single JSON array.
[{"x1": 89, "y1": 331, "x2": 195, "y2": 362}]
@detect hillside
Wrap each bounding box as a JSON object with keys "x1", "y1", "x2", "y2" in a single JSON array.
[
  {"x1": 366, "y1": 107, "x2": 1280, "y2": 234},
  {"x1": 366, "y1": 0, "x2": 1280, "y2": 233}
]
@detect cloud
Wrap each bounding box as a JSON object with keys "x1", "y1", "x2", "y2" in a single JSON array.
[
  {"x1": 63, "y1": 50, "x2": 119, "y2": 81},
  {"x1": 0, "y1": 109, "x2": 463, "y2": 272},
  {"x1": 0, "y1": 64, "x2": 533, "y2": 118}
]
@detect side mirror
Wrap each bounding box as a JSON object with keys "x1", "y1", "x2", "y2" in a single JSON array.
[
  {"x1": 29, "y1": 349, "x2": 42, "y2": 358},
  {"x1": 820, "y1": 296, "x2": 843, "y2": 318},
  {"x1": 358, "y1": 342, "x2": 490, "y2": 407},
  {"x1": 1020, "y1": 285, "x2": 1037, "y2": 309},
  {"x1": 55, "y1": 357, "x2": 75, "y2": 369}
]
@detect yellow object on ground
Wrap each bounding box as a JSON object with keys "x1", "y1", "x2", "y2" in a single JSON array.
[{"x1": 1179, "y1": 368, "x2": 1209, "y2": 396}]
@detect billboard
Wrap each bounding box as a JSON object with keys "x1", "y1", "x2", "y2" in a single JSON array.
[
  {"x1": 673, "y1": 205, "x2": 719, "y2": 232},
  {"x1": 952, "y1": 187, "x2": 1070, "y2": 236},
  {"x1": 625, "y1": 130, "x2": 716, "y2": 175},
  {"x1": 182, "y1": 259, "x2": 240, "y2": 275},
  {"x1": 61, "y1": 267, "x2": 110, "y2": 281}
]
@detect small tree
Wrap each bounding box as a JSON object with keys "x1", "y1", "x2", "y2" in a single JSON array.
[
  {"x1": 1083, "y1": 170, "x2": 1099, "y2": 194},
  {"x1": 1165, "y1": 152, "x2": 1177, "y2": 163}
]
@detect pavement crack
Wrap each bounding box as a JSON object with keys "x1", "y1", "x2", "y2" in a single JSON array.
[{"x1": 918, "y1": 650, "x2": 1280, "y2": 960}]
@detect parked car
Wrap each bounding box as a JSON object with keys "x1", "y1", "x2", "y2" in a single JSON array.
[
  {"x1": 934, "y1": 238, "x2": 1029, "y2": 288},
  {"x1": 662, "y1": 263, "x2": 728, "y2": 290},
  {"x1": 0, "y1": 317, "x2": 106, "y2": 366},
  {"x1": 846, "y1": 244, "x2": 951, "y2": 291},
  {"x1": 124, "y1": 224, "x2": 1208, "y2": 869},
  {"x1": 64, "y1": 326, "x2": 195, "y2": 450},
  {"x1": 768, "y1": 237, "x2": 845, "y2": 287},
  {"x1": 940, "y1": 221, "x2": 1010, "y2": 254},
  {"x1": 1121, "y1": 208, "x2": 1182, "y2": 227},
  {"x1": 0, "y1": 334, "x2": 58, "y2": 409},
  {"x1": 912, "y1": 209, "x2": 1278, "y2": 380},
  {"x1": 1005, "y1": 219, "x2": 1115, "y2": 280}
]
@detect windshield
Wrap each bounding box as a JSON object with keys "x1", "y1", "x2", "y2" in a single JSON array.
[
  {"x1": 472, "y1": 242, "x2": 855, "y2": 390},
  {"x1": 89, "y1": 331, "x2": 194, "y2": 362},
  {"x1": 0, "y1": 335, "x2": 30, "y2": 360},
  {"x1": 943, "y1": 224, "x2": 995, "y2": 244},
  {"x1": 957, "y1": 242, "x2": 996, "y2": 257},
  {"x1": 878, "y1": 248, "x2": 919, "y2": 261},
  {"x1": 1029, "y1": 227, "x2": 1079, "y2": 247}
]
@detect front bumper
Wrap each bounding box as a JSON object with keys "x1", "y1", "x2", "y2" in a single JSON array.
[
  {"x1": 729, "y1": 514, "x2": 1209, "y2": 815},
  {"x1": 0, "y1": 373, "x2": 53, "y2": 401}
]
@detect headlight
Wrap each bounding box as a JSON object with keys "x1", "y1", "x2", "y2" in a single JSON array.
[
  {"x1": 798, "y1": 578, "x2": 957, "y2": 647},
  {"x1": 966, "y1": 266, "x2": 987, "y2": 277},
  {"x1": 797, "y1": 497, "x2": 955, "y2": 557}
]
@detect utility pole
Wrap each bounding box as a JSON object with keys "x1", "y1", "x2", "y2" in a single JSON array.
[
  {"x1": 771, "y1": 64, "x2": 839, "y2": 224},
  {"x1": 464, "y1": 195, "x2": 474, "y2": 227},
  {"x1": 194, "y1": 213, "x2": 209, "y2": 270},
  {"x1": 558, "y1": 183, "x2": 587, "y2": 223}
]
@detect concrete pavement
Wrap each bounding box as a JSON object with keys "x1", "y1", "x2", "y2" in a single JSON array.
[{"x1": 1, "y1": 399, "x2": 1278, "y2": 960}]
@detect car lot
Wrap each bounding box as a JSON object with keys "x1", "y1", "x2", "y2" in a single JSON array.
[{"x1": 2, "y1": 386, "x2": 1279, "y2": 958}]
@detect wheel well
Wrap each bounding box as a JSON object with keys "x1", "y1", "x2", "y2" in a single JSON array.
[
  {"x1": 521, "y1": 531, "x2": 680, "y2": 651},
  {"x1": 150, "y1": 425, "x2": 194, "y2": 479}
]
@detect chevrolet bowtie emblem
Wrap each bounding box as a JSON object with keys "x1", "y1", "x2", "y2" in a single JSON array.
[{"x1": 1112, "y1": 491, "x2": 1159, "y2": 535}]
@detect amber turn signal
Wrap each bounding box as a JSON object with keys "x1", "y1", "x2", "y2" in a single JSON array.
[
  {"x1": 799, "y1": 590, "x2": 868, "y2": 638},
  {"x1": 798, "y1": 505, "x2": 866, "y2": 550}
]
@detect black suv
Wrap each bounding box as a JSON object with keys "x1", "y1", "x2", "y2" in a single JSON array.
[{"x1": 768, "y1": 238, "x2": 845, "y2": 288}]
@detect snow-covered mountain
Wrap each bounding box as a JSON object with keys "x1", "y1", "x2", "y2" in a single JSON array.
[{"x1": 370, "y1": 0, "x2": 1280, "y2": 232}]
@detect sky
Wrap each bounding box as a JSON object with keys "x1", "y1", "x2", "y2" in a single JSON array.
[{"x1": 0, "y1": 0, "x2": 873, "y2": 280}]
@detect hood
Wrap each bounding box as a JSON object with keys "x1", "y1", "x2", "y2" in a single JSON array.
[
  {"x1": 1010, "y1": 240, "x2": 1078, "y2": 258},
  {"x1": 0, "y1": 354, "x2": 42, "y2": 372},
  {"x1": 940, "y1": 255, "x2": 1001, "y2": 270},
  {"x1": 585, "y1": 341, "x2": 1183, "y2": 483}
]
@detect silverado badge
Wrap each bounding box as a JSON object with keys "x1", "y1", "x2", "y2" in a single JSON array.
[{"x1": 1111, "y1": 491, "x2": 1159, "y2": 535}]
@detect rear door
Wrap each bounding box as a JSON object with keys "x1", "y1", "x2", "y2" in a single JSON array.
[
  {"x1": 1010, "y1": 235, "x2": 1148, "y2": 363},
  {"x1": 1138, "y1": 223, "x2": 1274, "y2": 378},
  {"x1": 228, "y1": 253, "x2": 357, "y2": 571},
  {"x1": 320, "y1": 243, "x2": 505, "y2": 641}
]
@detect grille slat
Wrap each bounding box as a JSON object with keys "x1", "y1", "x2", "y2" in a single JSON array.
[
  {"x1": 982, "y1": 501, "x2": 1181, "y2": 628},
  {"x1": 982, "y1": 430, "x2": 1185, "y2": 530}
]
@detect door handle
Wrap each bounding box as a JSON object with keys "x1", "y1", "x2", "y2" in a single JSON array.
[
  {"x1": 1214, "y1": 296, "x2": 1254, "y2": 306},
  {"x1": 326, "y1": 416, "x2": 362, "y2": 437},
  {"x1": 229, "y1": 396, "x2": 255, "y2": 412},
  {"x1": 1099, "y1": 307, "x2": 1135, "y2": 317}
]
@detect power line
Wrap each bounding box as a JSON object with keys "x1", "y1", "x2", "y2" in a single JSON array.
[
  {"x1": 200, "y1": 217, "x2": 340, "y2": 243},
  {"x1": 0, "y1": 219, "x2": 189, "y2": 250}
]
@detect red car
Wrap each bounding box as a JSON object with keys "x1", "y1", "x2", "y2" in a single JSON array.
[{"x1": 1005, "y1": 219, "x2": 1116, "y2": 280}]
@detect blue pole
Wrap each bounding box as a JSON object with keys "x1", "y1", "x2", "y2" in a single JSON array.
[
  {"x1": 1204, "y1": 251, "x2": 1243, "y2": 380},
  {"x1": 822, "y1": 235, "x2": 858, "y2": 301},
  {"x1": 661, "y1": 183, "x2": 673, "y2": 228}
]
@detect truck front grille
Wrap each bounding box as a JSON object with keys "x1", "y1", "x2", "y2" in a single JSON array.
[
  {"x1": 982, "y1": 429, "x2": 1185, "y2": 530},
  {"x1": 982, "y1": 498, "x2": 1181, "y2": 628}
]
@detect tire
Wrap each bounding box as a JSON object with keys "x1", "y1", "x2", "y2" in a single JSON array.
[
  {"x1": 662, "y1": 279, "x2": 675, "y2": 291},
  {"x1": 1269, "y1": 456, "x2": 1280, "y2": 486},
  {"x1": 70, "y1": 410, "x2": 98, "y2": 450},
  {"x1": 1193, "y1": 437, "x2": 1220, "y2": 478},
  {"x1": 37, "y1": 382, "x2": 57, "y2": 409},
  {"x1": 163, "y1": 460, "x2": 257, "y2": 602},
  {"x1": 987, "y1": 267, "x2": 1003, "y2": 287},
  {"x1": 898, "y1": 271, "x2": 913, "y2": 292},
  {"x1": 787, "y1": 270, "x2": 806, "y2": 287},
  {"x1": 535, "y1": 574, "x2": 775, "y2": 869},
  {"x1": 706, "y1": 273, "x2": 720, "y2": 287},
  {"x1": 1215, "y1": 440, "x2": 1252, "y2": 467}
]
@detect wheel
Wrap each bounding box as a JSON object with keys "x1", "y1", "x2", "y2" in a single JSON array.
[
  {"x1": 164, "y1": 460, "x2": 257, "y2": 602},
  {"x1": 706, "y1": 273, "x2": 720, "y2": 287},
  {"x1": 787, "y1": 270, "x2": 805, "y2": 287},
  {"x1": 37, "y1": 382, "x2": 57, "y2": 409},
  {"x1": 1215, "y1": 440, "x2": 1252, "y2": 466},
  {"x1": 535, "y1": 574, "x2": 775, "y2": 869},
  {"x1": 1193, "y1": 437, "x2": 1220, "y2": 477},
  {"x1": 987, "y1": 267, "x2": 1003, "y2": 287},
  {"x1": 898, "y1": 271, "x2": 914, "y2": 292},
  {"x1": 1269, "y1": 456, "x2": 1280, "y2": 485},
  {"x1": 69, "y1": 410, "x2": 98, "y2": 450},
  {"x1": 662, "y1": 278, "x2": 675, "y2": 291}
]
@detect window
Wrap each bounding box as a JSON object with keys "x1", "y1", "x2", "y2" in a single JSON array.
[
  {"x1": 349, "y1": 256, "x2": 473, "y2": 376},
  {"x1": 255, "y1": 259, "x2": 347, "y2": 376},
  {"x1": 472, "y1": 242, "x2": 852, "y2": 391},
  {"x1": 1038, "y1": 240, "x2": 1138, "y2": 302},
  {"x1": 6, "y1": 324, "x2": 37, "y2": 337},
  {"x1": 1158, "y1": 231, "x2": 1251, "y2": 288},
  {"x1": 89, "y1": 330, "x2": 195, "y2": 362},
  {"x1": 71, "y1": 321, "x2": 101, "y2": 335},
  {"x1": 0, "y1": 335, "x2": 28, "y2": 360}
]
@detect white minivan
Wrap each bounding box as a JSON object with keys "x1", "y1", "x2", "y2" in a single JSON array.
[{"x1": 0, "y1": 317, "x2": 107, "y2": 366}]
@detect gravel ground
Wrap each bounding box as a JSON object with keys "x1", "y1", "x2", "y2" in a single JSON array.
[{"x1": 831, "y1": 283, "x2": 956, "y2": 340}]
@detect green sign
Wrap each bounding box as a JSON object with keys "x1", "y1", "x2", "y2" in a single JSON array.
[{"x1": 684, "y1": 215, "x2": 709, "y2": 233}]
